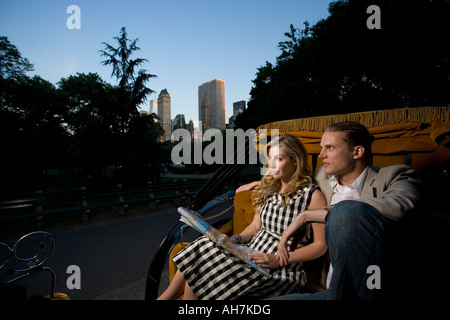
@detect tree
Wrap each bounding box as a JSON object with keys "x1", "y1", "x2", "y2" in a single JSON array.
[
  {"x1": 99, "y1": 27, "x2": 165, "y2": 182},
  {"x1": 0, "y1": 36, "x2": 33, "y2": 141},
  {"x1": 236, "y1": 0, "x2": 450, "y2": 130},
  {"x1": 1, "y1": 74, "x2": 71, "y2": 180},
  {"x1": 99, "y1": 27, "x2": 157, "y2": 134},
  {"x1": 0, "y1": 34, "x2": 166, "y2": 185},
  {"x1": 1, "y1": 37, "x2": 71, "y2": 181},
  {"x1": 0, "y1": 36, "x2": 33, "y2": 80},
  {"x1": 58, "y1": 73, "x2": 116, "y2": 177}
]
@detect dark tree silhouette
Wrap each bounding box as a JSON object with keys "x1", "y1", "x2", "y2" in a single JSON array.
[
  {"x1": 100, "y1": 27, "x2": 157, "y2": 133},
  {"x1": 235, "y1": 0, "x2": 449, "y2": 130}
]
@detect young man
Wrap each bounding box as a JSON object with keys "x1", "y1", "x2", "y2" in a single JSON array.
[{"x1": 238, "y1": 121, "x2": 422, "y2": 299}]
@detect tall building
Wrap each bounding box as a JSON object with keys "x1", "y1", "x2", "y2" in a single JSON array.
[
  {"x1": 229, "y1": 100, "x2": 246, "y2": 128},
  {"x1": 198, "y1": 79, "x2": 225, "y2": 131},
  {"x1": 199, "y1": 93, "x2": 211, "y2": 132},
  {"x1": 233, "y1": 100, "x2": 246, "y2": 116},
  {"x1": 172, "y1": 114, "x2": 186, "y2": 131},
  {"x1": 187, "y1": 119, "x2": 194, "y2": 138},
  {"x1": 158, "y1": 89, "x2": 171, "y2": 142},
  {"x1": 149, "y1": 99, "x2": 158, "y2": 116}
]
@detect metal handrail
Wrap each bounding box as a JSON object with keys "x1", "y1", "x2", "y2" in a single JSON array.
[{"x1": 0, "y1": 173, "x2": 260, "y2": 223}]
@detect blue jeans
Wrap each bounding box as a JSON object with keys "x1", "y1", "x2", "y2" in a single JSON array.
[
  {"x1": 325, "y1": 200, "x2": 392, "y2": 300},
  {"x1": 271, "y1": 200, "x2": 401, "y2": 300}
]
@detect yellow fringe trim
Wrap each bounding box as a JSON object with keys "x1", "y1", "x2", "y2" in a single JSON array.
[{"x1": 256, "y1": 107, "x2": 450, "y2": 132}]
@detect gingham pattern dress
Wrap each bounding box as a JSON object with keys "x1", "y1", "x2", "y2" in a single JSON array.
[{"x1": 173, "y1": 184, "x2": 318, "y2": 300}]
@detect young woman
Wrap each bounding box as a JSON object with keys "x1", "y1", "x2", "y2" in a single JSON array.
[{"x1": 158, "y1": 134, "x2": 327, "y2": 300}]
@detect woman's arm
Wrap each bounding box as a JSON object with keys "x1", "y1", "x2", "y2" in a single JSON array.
[
  {"x1": 251, "y1": 222, "x2": 328, "y2": 269},
  {"x1": 277, "y1": 189, "x2": 328, "y2": 266},
  {"x1": 250, "y1": 189, "x2": 328, "y2": 269},
  {"x1": 231, "y1": 206, "x2": 262, "y2": 244},
  {"x1": 282, "y1": 222, "x2": 327, "y2": 265}
]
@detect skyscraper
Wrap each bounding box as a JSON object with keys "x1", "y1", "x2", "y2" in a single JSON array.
[
  {"x1": 149, "y1": 99, "x2": 158, "y2": 116},
  {"x1": 158, "y1": 89, "x2": 171, "y2": 142},
  {"x1": 229, "y1": 100, "x2": 246, "y2": 128},
  {"x1": 199, "y1": 92, "x2": 211, "y2": 132},
  {"x1": 198, "y1": 79, "x2": 225, "y2": 131},
  {"x1": 172, "y1": 114, "x2": 186, "y2": 131},
  {"x1": 233, "y1": 100, "x2": 246, "y2": 116}
]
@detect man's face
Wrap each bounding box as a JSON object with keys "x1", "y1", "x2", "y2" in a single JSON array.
[{"x1": 319, "y1": 131, "x2": 356, "y2": 177}]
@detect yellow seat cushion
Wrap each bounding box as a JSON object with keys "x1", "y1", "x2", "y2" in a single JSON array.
[{"x1": 232, "y1": 190, "x2": 256, "y2": 235}]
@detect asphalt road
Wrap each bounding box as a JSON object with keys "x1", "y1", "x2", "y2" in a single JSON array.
[
  {"x1": 2, "y1": 202, "x2": 187, "y2": 300},
  {"x1": 58, "y1": 208, "x2": 182, "y2": 300},
  {"x1": 2, "y1": 197, "x2": 235, "y2": 300}
]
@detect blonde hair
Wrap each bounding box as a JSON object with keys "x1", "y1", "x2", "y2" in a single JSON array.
[{"x1": 253, "y1": 134, "x2": 312, "y2": 207}]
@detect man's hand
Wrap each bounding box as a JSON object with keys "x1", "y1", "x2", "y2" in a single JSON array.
[
  {"x1": 236, "y1": 181, "x2": 260, "y2": 193},
  {"x1": 276, "y1": 208, "x2": 328, "y2": 266},
  {"x1": 277, "y1": 212, "x2": 308, "y2": 266}
]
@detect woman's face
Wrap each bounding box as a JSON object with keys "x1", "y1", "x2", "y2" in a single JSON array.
[{"x1": 268, "y1": 145, "x2": 297, "y2": 182}]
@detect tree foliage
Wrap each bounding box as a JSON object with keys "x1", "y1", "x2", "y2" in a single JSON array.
[
  {"x1": 1, "y1": 29, "x2": 165, "y2": 186},
  {"x1": 0, "y1": 36, "x2": 33, "y2": 80},
  {"x1": 100, "y1": 27, "x2": 157, "y2": 134},
  {"x1": 235, "y1": 0, "x2": 449, "y2": 130},
  {"x1": 99, "y1": 27, "x2": 163, "y2": 182}
]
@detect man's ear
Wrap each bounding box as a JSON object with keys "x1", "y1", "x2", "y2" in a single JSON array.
[{"x1": 353, "y1": 146, "x2": 365, "y2": 160}]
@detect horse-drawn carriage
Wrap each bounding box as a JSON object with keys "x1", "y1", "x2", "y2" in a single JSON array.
[
  {"x1": 3, "y1": 107, "x2": 447, "y2": 300},
  {"x1": 145, "y1": 106, "x2": 450, "y2": 300}
]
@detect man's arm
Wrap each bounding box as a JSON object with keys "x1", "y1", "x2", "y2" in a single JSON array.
[
  {"x1": 358, "y1": 165, "x2": 421, "y2": 221},
  {"x1": 236, "y1": 181, "x2": 260, "y2": 193},
  {"x1": 277, "y1": 189, "x2": 328, "y2": 266}
]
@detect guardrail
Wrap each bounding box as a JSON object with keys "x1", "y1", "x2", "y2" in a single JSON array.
[{"x1": 0, "y1": 174, "x2": 260, "y2": 227}]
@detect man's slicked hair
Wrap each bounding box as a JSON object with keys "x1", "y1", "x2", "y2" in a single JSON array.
[{"x1": 325, "y1": 121, "x2": 375, "y2": 165}]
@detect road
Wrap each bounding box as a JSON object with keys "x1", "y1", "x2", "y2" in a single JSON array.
[{"x1": 2, "y1": 199, "x2": 233, "y2": 300}]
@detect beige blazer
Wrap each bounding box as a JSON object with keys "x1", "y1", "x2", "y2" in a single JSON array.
[{"x1": 315, "y1": 164, "x2": 422, "y2": 221}]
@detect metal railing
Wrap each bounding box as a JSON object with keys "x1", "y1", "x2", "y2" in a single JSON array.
[{"x1": 0, "y1": 174, "x2": 260, "y2": 225}]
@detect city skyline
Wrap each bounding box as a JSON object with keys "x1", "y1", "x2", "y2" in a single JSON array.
[
  {"x1": 0, "y1": 0, "x2": 332, "y2": 124},
  {"x1": 147, "y1": 78, "x2": 242, "y2": 142}
]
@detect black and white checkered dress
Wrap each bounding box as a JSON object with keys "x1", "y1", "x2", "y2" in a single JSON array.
[{"x1": 173, "y1": 184, "x2": 318, "y2": 300}]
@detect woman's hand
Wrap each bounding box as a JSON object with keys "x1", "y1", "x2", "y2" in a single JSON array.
[
  {"x1": 249, "y1": 253, "x2": 280, "y2": 269},
  {"x1": 277, "y1": 211, "x2": 309, "y2": 266}
]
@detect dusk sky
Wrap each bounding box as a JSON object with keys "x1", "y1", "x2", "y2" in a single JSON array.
[{"x1": 0, "y1": 0, "x2": 332, "y2": 125}]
